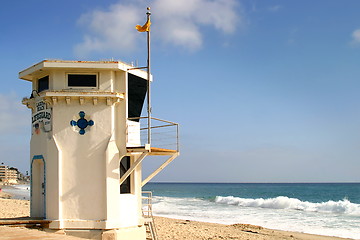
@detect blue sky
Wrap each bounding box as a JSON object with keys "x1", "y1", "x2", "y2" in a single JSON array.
[{"x1": 1, "y1": 0, "x2": 360, "y2": 182}]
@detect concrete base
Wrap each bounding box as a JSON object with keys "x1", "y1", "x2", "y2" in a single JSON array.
[
  {"x1": 47, "y1": 226, "x2": 146, "y2": 240},
  {"x1": 102, "y1": 226, "x2": 146, "y2": 240}
]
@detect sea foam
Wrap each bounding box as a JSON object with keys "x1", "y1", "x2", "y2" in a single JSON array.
[{"x1": 215, "y1": 196, "x2": 360, "y2": 216}]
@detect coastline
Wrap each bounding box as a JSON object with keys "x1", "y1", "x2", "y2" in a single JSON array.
[
  {"x1": 154, "y1": 216, "x2": 354, "y2": 240},
  {"x1": 0, "y1": 190, "x2": 12, "y2": 199},
  {"x1": 0, "y1": 183, "x2": 15, "y2": 199},
  {"x1": 0, "y1": 183, "x2": 30, "y2": 200},
  {"x1": 0, "y1": 197, "x2": 355, "y2": 240}
]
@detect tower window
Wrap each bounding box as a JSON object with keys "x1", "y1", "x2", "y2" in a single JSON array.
[
  {"x1": 38, "y1": 76, "x2": 49, "y2": 92},
  {"x1": 120, "y1": 156, "x2": 131, "y2": 194},
  {"x1": 128, "y1": 73, "x2": 147, "y2": 122},
  {"x1": 68, "y1": 74, "x2": 97, "y2": 88}
]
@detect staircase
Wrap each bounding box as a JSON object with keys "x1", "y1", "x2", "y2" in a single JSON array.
[{"x1": 142, "y1": 191, "x2": 158, "y2": 240}]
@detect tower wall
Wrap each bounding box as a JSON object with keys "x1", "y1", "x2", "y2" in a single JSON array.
[{"x1": 22, "y1": 60, "x2": 148, "y2": 238}]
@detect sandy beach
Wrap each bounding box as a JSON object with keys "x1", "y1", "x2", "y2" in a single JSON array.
[
  {"x1": 154, "y1": 216, "x2": 354, "y2": 240},
  {"x1": 0, "y1": 192, "x2": 354, "y2": 240}
]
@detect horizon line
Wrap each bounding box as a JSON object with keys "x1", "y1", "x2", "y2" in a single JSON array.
[{"x1": 148, "y1": 181, "x2": 360, "y2": 184}]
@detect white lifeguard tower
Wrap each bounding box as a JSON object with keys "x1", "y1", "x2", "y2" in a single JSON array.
[{"x1": 20, "y1": 60, "x2": 179, "y2": 239}]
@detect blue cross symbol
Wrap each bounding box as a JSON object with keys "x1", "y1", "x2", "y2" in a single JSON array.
[{"x1": 70, "y1": 111, "x2": 94, "y2": 135}]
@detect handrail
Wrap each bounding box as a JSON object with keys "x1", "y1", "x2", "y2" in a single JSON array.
[
  {"x1": 141, "y1": 191, "x2": 158, "y2": 240},
  {"x1": 127, "y1": 116, "x2": 179, "y2": 152},
  {"x1": 142, "y1": 191, "x2": 154, "y2": 219},
  {"x1": 140, "y1": 124, "x2": 174, "y2": 130},
  {"x1": 128, "y1": 116, "x2": 178, "y2": 125}
]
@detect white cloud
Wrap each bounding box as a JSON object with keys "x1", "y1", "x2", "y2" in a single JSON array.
[
  {"x1": 74, "y1": 0, "x2": 241, "y2": 56},
  {"x1": 350, "y1": 29, "x2": 360, "y2": 46},
  {"x1": 0, "y1": 93, "x2": 29, "y2": 134},
  {"x1": 74, "y1": 3, "x2": 143, "y2": 57},
  {"x1": 268, "y1": 5, "x2": 283, "y2": 12}
]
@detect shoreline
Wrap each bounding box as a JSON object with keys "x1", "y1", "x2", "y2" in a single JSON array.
[
  {"x1": 0, "y1": 191, "x2": 12, "y2": 199},
  {"x1": 0, "y1": 197, "x2": 355, "y2": 240},
  {"x1": 0, "y1": 183, "x2": 30, "y2": 200},
  {"x1": 0, "y1": 185, "x2": 13, "y2": 199},
  {"x1": 154, "y1": 216, "x2": 355, "y2": 240}
]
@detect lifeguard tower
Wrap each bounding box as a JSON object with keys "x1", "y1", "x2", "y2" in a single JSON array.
[{"x1": 20, "y1": 60, "x2": 179, "y2": 239}]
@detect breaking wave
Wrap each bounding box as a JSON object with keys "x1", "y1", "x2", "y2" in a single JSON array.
[{"x1": 215, "y1": 196, "x2": 360, "y2": 216}]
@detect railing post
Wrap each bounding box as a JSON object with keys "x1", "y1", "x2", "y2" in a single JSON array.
[
  {"x1": 176, "y1": 124, "x2": 179, "y2": 152},
  {"x1": 146, "y1": 9, "x2": 152, "y2": 146}
]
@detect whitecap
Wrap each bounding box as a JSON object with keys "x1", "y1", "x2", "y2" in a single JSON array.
[{"x1": 214, "y1": 196, "x2": 360, "y2": 216}]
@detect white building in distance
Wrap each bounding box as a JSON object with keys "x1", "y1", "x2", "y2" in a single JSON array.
[{"x1": 0, "y1": 165, "x2": 18, "y2": 185}]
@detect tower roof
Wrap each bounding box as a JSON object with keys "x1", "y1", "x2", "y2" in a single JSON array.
[{"x1": 19, "y1": 60, "x2": 150, "y2": 81}]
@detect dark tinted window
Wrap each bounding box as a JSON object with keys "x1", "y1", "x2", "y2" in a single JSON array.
[
  {"x1": 128, "y1": 73, "x2": 147, "y2": 121},
  {"x1": 38, "y1": 76, "x2": 49, "y2": 92},
  {"x1": 120, "y1": 156, "x2": 131, "y2": 194},
  {"x1": 68, "y1": 74, "x2": 97, "y2": 87}
]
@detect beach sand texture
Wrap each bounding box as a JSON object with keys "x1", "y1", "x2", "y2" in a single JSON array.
[{"x1": 0, "y1": 197, "x2": 354, "y2": 240}]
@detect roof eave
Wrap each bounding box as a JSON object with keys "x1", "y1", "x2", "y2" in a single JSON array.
[{"x1": 18, "y1": 60, "x2": 151, "y2": 82}]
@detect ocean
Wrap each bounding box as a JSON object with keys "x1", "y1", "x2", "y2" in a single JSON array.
[
  {"x1": 1, "y1": 184, "x2": 30, "y2": 200},
  {"x1": 143, "y1": 183, "x2": 360, "y2": 239},
  {"x1": 3, "y1": 183, "x2": 359, "y2": 239}
]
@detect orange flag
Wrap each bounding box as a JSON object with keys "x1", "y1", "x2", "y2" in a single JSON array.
[{"x1": 136, "y1": 19, "x2": 151, "y2": 32}]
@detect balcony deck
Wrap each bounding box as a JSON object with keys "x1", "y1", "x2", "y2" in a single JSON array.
[{"x1": 127, "y1": 146, "x2": 178, "y2": 155}]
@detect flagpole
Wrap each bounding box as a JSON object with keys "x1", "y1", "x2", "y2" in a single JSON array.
[{"x1": 146, "y1": 7, "x2": 151, "y2": 146}]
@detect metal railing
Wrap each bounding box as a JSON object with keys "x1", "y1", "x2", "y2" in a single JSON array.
[
  {"x1": 127, "y1": 117, "x2": 179, "y2": 152},
  {"x1": 142, "y1": 191, "x2": 158, "y2": 240},
  {"x1": 142, "y1": 191, "x2": 154, "y2": 218}
]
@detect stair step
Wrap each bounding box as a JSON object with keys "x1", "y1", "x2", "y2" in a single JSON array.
[{"x1": 142, "y1": 191, "x2": 158, "y2": 240}]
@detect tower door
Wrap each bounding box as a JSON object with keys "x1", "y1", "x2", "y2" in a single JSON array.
[{"x1": 31, "y1": 155, "x2": 46, "y2": 218}]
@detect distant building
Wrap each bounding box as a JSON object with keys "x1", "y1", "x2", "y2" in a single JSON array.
[{"x1": 0, "y1": 165, "x2": 18, "y2": 184}]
